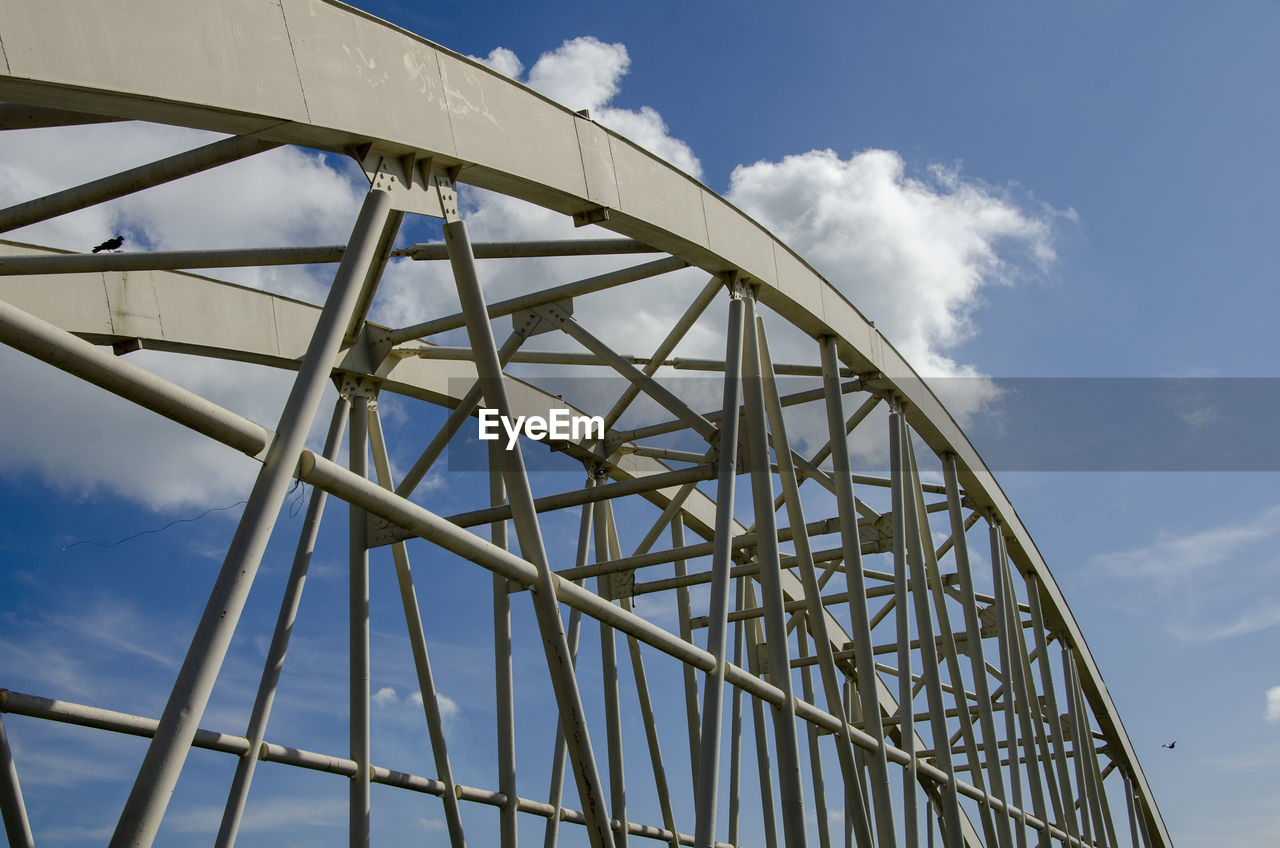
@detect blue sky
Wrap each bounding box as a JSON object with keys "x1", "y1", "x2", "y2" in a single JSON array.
[{"x1": 2, "y1": 1, "x2": 1279, "y2": 845}]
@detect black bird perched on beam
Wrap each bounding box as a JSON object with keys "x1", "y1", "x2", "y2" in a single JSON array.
[
  {"x1": 1161, "y1": 740, "x2": 1177, "y2": 749},
  {"x1": 92, "y1": 235, "x2": 124, "y2": 253}
]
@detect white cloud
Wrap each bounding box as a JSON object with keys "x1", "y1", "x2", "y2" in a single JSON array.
[
  {"x1": 1267, "y1": 686, "x2": 1280, "y2": 722},
  {"x1": 726, "y1": 149, "x2": 1057, "y2": 422},
  {"x1": 408, "y1": 689, "x2": 459, "y2": 721},
  {"x1": 0, "y1": 121, "x2": 364, "y2": 510},
  {"x1": 0, "y1": 121, "x2": 365, "y2": 299},
  {"x1": 523, "y1": 37, "x2": 701, "y2": 178},
  {"x1": 470, "y1": 47, "x2": 524, "y2": 79},
  {"x1": 1091, "y1": 504, "x2": 1280, "y2": 578},
  {"x1": 372, "y1": 685, "x2": 400, "y2": 708},
  {"x1": 526, "y1": 36, "x2": 629, "y2": 116}
]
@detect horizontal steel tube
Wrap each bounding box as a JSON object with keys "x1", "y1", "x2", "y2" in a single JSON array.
[
  {"x1": 553, "y1": 515, "x2": 847, "y2": 583},
  {"x1": 0, "y1": 299, "x2": 270, "y2": 457},
  {"x1": 0, "y1": 245, "x2": 347, "y2": 275},
  {"x1": 440, "y1": 464, "x2": 716, "y2": 530},
  {"x1": 414, "y1": 345, "x2": 846, "y2": 378},
  {"x1": 402, "y1": 238, "x2": 658, "y2": 260},
  {"x1": 0, "y1": 240, "x2": 657, "y2": 276},
  {"x1": 668, "y1": 357, "x2": 854, "y2": 377},
  {"x1": 0, "y1": 690, "x2": 733, "y2": 847},
  {"x1": 613, "y1": 380, "x2": 862, "y2": 444},
  {"x1": 388, "y1": 255, "x2": 687, "y2": 343}
]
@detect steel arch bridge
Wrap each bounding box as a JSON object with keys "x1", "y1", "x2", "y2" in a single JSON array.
[{"x1": 0, "y1": 2, "x2": 1169, "y2": 847}]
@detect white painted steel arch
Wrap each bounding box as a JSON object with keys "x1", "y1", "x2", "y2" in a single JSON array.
[{"x1": 0, "y1": 2, "x2": 1169, "y2": 847}]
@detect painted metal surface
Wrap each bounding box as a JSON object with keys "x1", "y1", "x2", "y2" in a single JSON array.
[{"x1": 0, "y1": 1, "x2": 1171, "y2": 846}]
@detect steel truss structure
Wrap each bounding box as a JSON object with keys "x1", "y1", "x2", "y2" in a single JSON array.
[{"x1": 0, "y1": 2, "x2": 1170, "y2": 847}]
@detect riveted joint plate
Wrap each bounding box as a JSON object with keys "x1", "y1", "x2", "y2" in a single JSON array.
[
  {"x1": 358, "y1": 147, "x2": 456, "y2": 218},
  {"x1": 514, "y1": 299, "x2": 573, "y2": 336},
  {"x1": 337, "y1": 372, "x2": 381, "y2": 399},
  {"x1": 600, "y1": 569, "x2": 635, "y2": 601}
]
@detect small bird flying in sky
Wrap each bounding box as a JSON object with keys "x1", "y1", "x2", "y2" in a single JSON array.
[
  {"x1": 92, "y1": 235, "x2": 124, "y2": 253},
  {"x1": 1161, "y1": 741, "x2": 1177, "y2": 749}
]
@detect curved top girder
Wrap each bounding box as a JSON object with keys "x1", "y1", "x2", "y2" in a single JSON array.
[{"x1": 0, "y1": 1, "x2": 1167, "y2": 843}]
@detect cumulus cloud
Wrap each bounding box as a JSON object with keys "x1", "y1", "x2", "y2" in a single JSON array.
[
  {"x1": 369, "y1": 684, "x2": 460, "y2": 721},
  {"x1": 0, "y1": 122, "x2": 363, "y2": 509},
  {"x1": 523, "y1": 37, "x2": 701, "y2": 178},
  {"x1": 470, "y1": 47, "x2": 524, "y2": 79},
  {"x1": 0, "y1": 121, "x2": 365, "y2": 299},
  {"x1": 727, "y1": 149, "x2": 1058, "y2": 421},
  {"x1": 409, "y1": 689, "x2": 459, "y2": 720},
  {"x1": 372, "y1": 685, "x2": 400, "y2": 708},
  {"x1": 1267, "y1": 687, "x2": 1280, "y2": 722}
]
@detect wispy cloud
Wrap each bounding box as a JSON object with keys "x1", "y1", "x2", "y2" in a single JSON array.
[
  {"x1": 165, "y1": 796, "x2": 344, "y2": 833},
  {"x1": 1171, "y1": 598, "x2": 1280, "y2": 642},
  {"x1": 1090, "y1": 504, "x2": 1280, "y2": 578}
]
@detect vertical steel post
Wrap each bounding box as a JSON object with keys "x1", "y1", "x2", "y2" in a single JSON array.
[
  {"x1": 1094, "y1": 763, "x2": 1120, "y2": 848},
  {"x1": 1069, "y1": 652, "x2": 1116, "y2": 848},
  {"x1": 490, "y1": 440, "x2": 518, "y2": 848},
  {"x1": 368, "y1": 407, "x2": 467, "y2": 847},
  {"x1": 727, "y1": 575, "x2": 746, "y2": 847},
  {"x1": 0, "y1": 713, "x2": 34, "y2": 848},
  {"x1": 819, "y1": 337, "x2": 898, "y2": 848},
  {"x1": 905, "y1": 444, "x2": 997, "y2": 848},
  {"x1": 543, "y1": 481, "x2": 593, "y2": 848},
  {"x1": 739, "y1": 296, "x2": 808, "y2": 848},
  {"x1": 989, "y1": 522, "x2": 1027, "y2": 848},
  {"x1": 1133, "y1": 780, "x2": 1153, "y2": 848},
  {"x1": 757, "y1": 321, "x2": 872, "y2": 847},
  {"x1": 896, "y1": 417, "x2": 964, "y2": 844},
  {"x1": 1063, "y1": 645, "x2": 1094, "y2": 848},
  {"x1": 1023, "y1": 571, "x2": 1081, "y2": 847},
  {"x1": 672, "y1": 512, "x2": 702, "y2": 788},
  {"x1": 1006, "y1": 570, "x2": 1069, "y2": 844},
  {"x1": 594, "y1": 494, "x2": 629, "y2": 848},
  {"x1": 349, "y1": 394, "x2": 371, "y2": 848},
  {"x1": 109, "y1": 187, "x2": 395, "y2": 848},
  {"x1": 602, "y1": 503, "x2": 680, "y2": 848},
  {"x1": 940, "y1": 471, "x2": 1015, "y2": 848},
  {"x1": 991, "y1": 534, "x2": 1050, "y2": 847},
  {"x1": 217, "y1": 397, "x2": 350, "y2": 848},
  {"x1": 744, "y1": 580, "x2": 781, "y2": 848},
  {"x1": 692, "y1": 287, "x2": 746, "y2": 848},
  {"x1": 1123, "y1": 772, "x2": 1141, "y2": 848},
  {"x1": 1062, "y1": 647, "x2": 1107, "y2": 846},
  {"x1": 888, "y1": 400, "x2": 918, "y2": 848},
  {"x1": 444, "y1": 215, "x2": 615, "y2": 848},
  {"x1": 796, "y1": 620, "x2": 832, "y2": 848}
]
